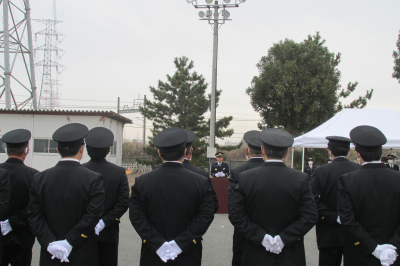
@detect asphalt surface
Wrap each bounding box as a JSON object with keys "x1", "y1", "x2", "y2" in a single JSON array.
[{"x1": 31, "y1": 214, "x2": 320, "y2": 265}]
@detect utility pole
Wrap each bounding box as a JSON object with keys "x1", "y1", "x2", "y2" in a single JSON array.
[
  {"x1": 186, "y1": 0, "x2": 247, "y2": 170},
  {"x1": 143, "y1": 95, "x2": 146, "y2": 147},
  {"x1": 117, "y1": 95, "x2": 147, "y2": 147},
  {"x1": 117, "y1": 97, "x2": 120, "y2": 114}
]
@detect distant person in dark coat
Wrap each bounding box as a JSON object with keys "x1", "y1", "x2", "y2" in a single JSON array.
[
  {"x1": 82, "y1": 127, "x2": 129, "y2": 266},
  {"x1": 28, "y1": 123, "x2": 105, "y2": 266},
  {"x1": 381, "y1": 156, "x2": 389, "y2": 165},
  {"x1": 182, "y1": 130, "x2": 218, "y2": 213},
  {"x1": 129, "y1": 127, "x2": 214, "y2": 266},
  {"x1": 310, "y1": 136, "x2": 361, "y2": 266},
  {"x1": 338, "y1": 126, "x2": 400, "y2": 266},
  {"x1": 387, "y1": 154, "x2": 399, "y2": 171},
  {"x1": 0, "y1": 168, "x2": 9, "y2": 265},
  {"x1": 0, "y1": 129, "x2": 39, "y2": 266},
  {"x1": 211, "y1": 152, "x2": 230, "y2": 178},
  {"x1": 228, "y1": 130, "x2": 264, "y2": 266},
  {"x1": 304, "y1": 157, "x2": 316, "y2": 181},
  {"x1": 229, "y1": 128, "x2": 318, "y2": 266}
]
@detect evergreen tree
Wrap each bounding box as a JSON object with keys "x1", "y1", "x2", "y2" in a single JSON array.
[
  {"x1": 246, "y1": 32, "x2": 373, "y2": 138},
  {"x1": 140, "y1": 56, "x2": 234, "y2": 168},
  {"x1": 393, "y1": 31, "x2": 400, "y2": 83}
]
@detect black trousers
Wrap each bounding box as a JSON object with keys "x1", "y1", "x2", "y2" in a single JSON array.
[
  {"x1": 98, "y1": 242, "x2": 118, "y2": 266},
  {"x1": 1, "y1": 245, "x2": 32, "y2": 266},
  {"x1": 319, "y1": 247, "x2": 344, "y2": 266},
  {"x1": 232, "y1": 252, "x2": 242, "y2": 266}
]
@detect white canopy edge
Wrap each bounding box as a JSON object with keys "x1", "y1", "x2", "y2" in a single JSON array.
[{"x1": 293, "y1": 108, "x2": 400, "y2": 149}]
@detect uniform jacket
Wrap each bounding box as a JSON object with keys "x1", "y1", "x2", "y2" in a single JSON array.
[
  {"x1": 310, "y1": 157, "x2": 360, "y2": 249},
  {"x1": 28, "y1": 161, "x2": 105, "y2": 266},
  {"x1": 304, "y1": 165, "x2": 316, "y2": 181},
  {"x1": 229, "y1": 162, "x2": 318, "y2": 266},
  {"x1": 82, "y1": 159, "x2": 129, "y2": 245},
  {"x1": 0, "y1": 158, "x2": 38, "y2": 249},
  {"x1": 386, "y1": 164, "x2": 400, "y2": 171},
  {"x1": 129, "y1": 162, "x2": 214, "y2": 266},
  {"x1": 0, "y1": 168, "x2": 10, "y2": 263},
  {"x1": 338, "y1": 163, "x2": 400, "y2": 266},
  {"x1": 228, "y1": 157, "x2": 264, "y2": 253},
  {"x1": 182, "y1": 159, "x2": 219, "y2": 213},
  {"x1": 211, "y1": 162, "x2": 230, "y2": 177}
]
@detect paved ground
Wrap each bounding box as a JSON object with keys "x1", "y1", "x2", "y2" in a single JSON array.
[{"x1": 31, "y1": 214, "x2": 320, "y2": 265}]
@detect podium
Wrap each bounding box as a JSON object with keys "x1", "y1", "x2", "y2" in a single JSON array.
[{"x1": 211, "y1": 178, "x2": 229, "y2": 214}]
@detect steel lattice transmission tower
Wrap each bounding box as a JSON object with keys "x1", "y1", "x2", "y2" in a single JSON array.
[
  {"x1": 0, "y1": 0, "x2": 38, "y2": 110},
  {"x1": 34, "y1": 1, "x2": 65, "y2": 110}
]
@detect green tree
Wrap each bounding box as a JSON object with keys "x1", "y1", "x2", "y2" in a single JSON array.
[
  {"x1": 140, "y1": 56, "x2": 234, "y2": 168},
  {"x1": 246, "y1": 32, "x2": 373, "y2": 137},
  {"x1": 393, "y1": 31, "x2": 400, "y2": 83}
]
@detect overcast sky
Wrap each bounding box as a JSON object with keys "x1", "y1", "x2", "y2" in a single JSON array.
[{"x1": 5, "y1": 0, "x2": 400, "y2": 144}]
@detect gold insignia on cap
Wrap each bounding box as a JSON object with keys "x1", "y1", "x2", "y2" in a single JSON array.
[
  {"x1": 143, "y1": 240, "x2": 146, "y2": 243},
  {"x1": 354, "y1": 242, "x2": 360, "y2": 246},
  {"x1": 116, "y1": 218, "x2": 119, "y2": 221},
  {"x1": 321, "y1": 216, "x2": 325, "y2": 220},
  {"x1": 193, "y1": 239, "x2": 196, "y2": 244},
  {"x1": 81, "y1": 234, "x2": 88, "y2": 238}
]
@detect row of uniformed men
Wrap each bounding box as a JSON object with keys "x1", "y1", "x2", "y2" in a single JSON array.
[{"x1": 0, "y1": 123, "x2": 399, "y2": 266}]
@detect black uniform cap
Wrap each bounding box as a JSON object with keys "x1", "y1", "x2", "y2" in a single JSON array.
[
  {"x1": 243, "y1": 130, "x2": 262, "y2": 150},
  {"x1": 52, "y1": 123, "x2": 89, "y2": 147},
  {"x1": 153, "y1": 127, "x2": 187, "y2": 152},
  {"x1": 350, "y1": 125, "x2": 387, "y2": 152},
  {"x1": 388, "y1": 154, "x2": 397, "y2": 159},
  {"x1": 326, "y1": 136, "x2": 352, "y2": 148},
  {"x1": 259, "y1": 128, "x2": 293, "y2": 151},
  {"x1": 381, "y1": 156, "x2": 389, "y2": 162},
  {"x1": 185, "y1": 130, "x2": 196, "y2": 147},
  {"x1": 86, "y1": 127, "x2": 114, "y2": 148},
  {"x1": 307, "y1": 158, "x2": 313, "y2": 162},
  {"x1": 1, "y1": 129, "x2": 31, "y2": 148},
  {"x1": 215, "y1": 152, "x2": 224, "y2": 157}
]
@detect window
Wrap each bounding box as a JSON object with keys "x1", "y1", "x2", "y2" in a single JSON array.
[
  {"x1": 0, "y1": 140, "x2": 6, "y2": 153},
  {"x1": 34, "y1": 139, "x2": 58, "y2": 153},
  {"x1": 111, "y1": 141, "x2": 117, "y2": 155}
]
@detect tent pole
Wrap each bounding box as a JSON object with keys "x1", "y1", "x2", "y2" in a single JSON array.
[
  {"x1": 302, "y1": 147, "x2": 305, "y2": 172},
  {"x1": 291, "y1": 147, "x2": 294, "y2": 168}
]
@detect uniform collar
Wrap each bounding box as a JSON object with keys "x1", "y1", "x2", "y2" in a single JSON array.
[
  {"x1": 249, "y1": 157, "x2": 264, "y2": 162},
  {"x1": 60, "y1": 158, "x2": 81, "y2": 163},
  {"x1": 5, "y1": 158, "x2": 24, "y2": 164}
]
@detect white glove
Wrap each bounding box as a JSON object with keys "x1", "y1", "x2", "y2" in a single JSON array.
[
  {"x1": 373, "y1": 244, "x2": 397, "y2": 260},
  {"x1": 337, "y1": 216, "x2": 341, "y2": 224},
  {"x1": 380, "y1": 248, "x2": 398, "y2": 266},
  {"x1": 167, "y1": 240, "x2": 182, "y2": 260},
  {"x1": 262, "y1": 234, "x2": 276, "y2": 252},
  {"x1": 95, "y1": 219, "x2": 106, "y2": 235},
  {"x1": 273, "y1": 235, "x2": 285, "y2": 254},
  {"x1": 47, "y1": 240, "x2": 72, "y2": 263},
  {"x1": 156, "y1": 242, "x2": 173, "y2": 263},
  {"x1": 1, "y1": 220, "x2": 12, "y2": 236}
]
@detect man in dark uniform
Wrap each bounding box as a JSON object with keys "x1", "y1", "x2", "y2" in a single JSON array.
[
  {"x1": 0, "y1": 169, "x2": 9, "y2": 265},
  {"x1": 304, "y1": 157, "x2": 316, "y2": 180},
  {"x1": 229, "y1": 128, "x2": 318, "y2": 266},
  {"x1": 28, "y1": 123, "x2": 105, "y2": 266},
  {"x1": 211, "y1": 152, "x2": 230, "y2": 178},
  {"x1": 0, "y1": 129, "x2": 39, "y2": 266},
  {"x1": 182, "y1": 130, "x2": 218, "y2": 213},
  {"x1": 129, "y1": 127, "x2": 214, "y2": 265},
  {"x1": 228, "y1": 130, "x2": 264, "y2": 266},
  {"x1": 338, "y1": 126, "x2": 400, "y2": 266},
  {"x1": 387, "y1": 154, "x2": 399, "y2": 171},
  {"x1": 381, "y1": 156, "x2": 389, "y2": 165},
  {"x1": 82, "y1": 127, "x2": 129, "y2": 266},
  {"x1": 310, "y1": 136, "x2": 361, "y2": 266}
]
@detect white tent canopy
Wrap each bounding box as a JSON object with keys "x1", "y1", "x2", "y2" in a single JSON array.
[{"x1": 293, "y1": 108, "x2": 400, "y2": 149}]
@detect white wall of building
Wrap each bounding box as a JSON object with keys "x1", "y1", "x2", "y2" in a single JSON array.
[{"x1": 0, "y1": 113, "x2": 125, "y2": 171}]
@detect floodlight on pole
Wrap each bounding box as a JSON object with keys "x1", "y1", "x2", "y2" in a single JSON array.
[{"x1": 186, "y1": 0, "x2": 247, "y2": 165}]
